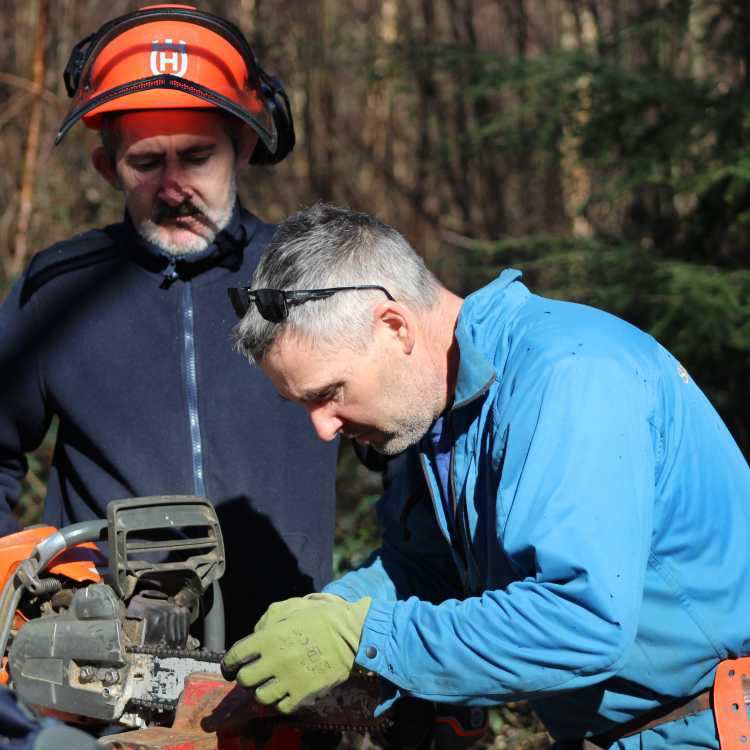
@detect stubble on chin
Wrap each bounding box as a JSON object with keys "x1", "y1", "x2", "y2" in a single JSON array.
[
  {"x1": 374, "y1": 367, "x2": 443, "y2": 456},
  {"x1": 373, "y1": 418, "x2": 433, "y2": 456}
]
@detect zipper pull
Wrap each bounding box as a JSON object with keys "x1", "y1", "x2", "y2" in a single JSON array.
[{"x1": 160, "y1": 257, "x2": 180, "y2": 288}]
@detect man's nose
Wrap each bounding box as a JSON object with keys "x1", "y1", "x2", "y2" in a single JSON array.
[
  {"x1": 158, "y1": 161, "x2": 188, "y2": 204},
  {"x1": 306, "y1": 404, "x2": 342, "y2": 442}
]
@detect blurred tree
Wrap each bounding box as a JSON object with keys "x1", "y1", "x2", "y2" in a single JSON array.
[
  {"x1": 443, "y1": 0, "x2": 750, "y2": 454},
  {"x1": 10, "y1": 0, "x2": 48, "y2": 277}
]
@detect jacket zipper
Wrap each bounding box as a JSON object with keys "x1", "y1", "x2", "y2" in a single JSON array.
[{"x1": 182, "y1": 282, "x2": 206, "y2": 497}]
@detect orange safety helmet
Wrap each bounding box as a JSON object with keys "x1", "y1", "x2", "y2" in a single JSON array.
[{"x1": 56, "y1": 4, "x2": 294, "y2": 164}]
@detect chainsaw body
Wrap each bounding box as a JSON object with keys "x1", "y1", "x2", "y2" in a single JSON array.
[{"x1": 1, "y1": 496, "x2": 225, "y2": 727}]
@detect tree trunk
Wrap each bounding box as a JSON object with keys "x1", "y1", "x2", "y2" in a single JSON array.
[{"x1": 10, "y1": 0, "x2": 49, "y2": 278}]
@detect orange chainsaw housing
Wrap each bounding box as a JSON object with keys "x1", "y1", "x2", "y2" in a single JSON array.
[{"x1": 0, "y1": 525, "x2": 104, "y2": 684}]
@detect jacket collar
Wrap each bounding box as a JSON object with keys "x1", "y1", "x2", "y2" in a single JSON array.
[{"x1": 450, "y1": 268, "x2": 526, "y2": 410}]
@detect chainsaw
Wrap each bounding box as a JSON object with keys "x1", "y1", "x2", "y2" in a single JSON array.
[{"x1": 0, "y1": 495, "x2": 389, "y2": 748}]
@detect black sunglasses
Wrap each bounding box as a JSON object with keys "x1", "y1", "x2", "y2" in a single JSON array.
[{"x1": 227, "y1": 285, "x2": 395, "y2": 322}]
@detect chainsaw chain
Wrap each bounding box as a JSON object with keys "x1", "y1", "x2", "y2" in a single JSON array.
[
  {"x1": 127, "y1": 696, "x2": 179, "y2": 714},
  {"x1": 123, "y1": 644, "x2": 225, "y2": 714},
  {"x1": 125, "y1": 644, "x2": 225, "y2": 661}
]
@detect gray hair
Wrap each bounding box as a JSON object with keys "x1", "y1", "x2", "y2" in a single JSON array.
[{"x1": 234, "y1": 203, "x2": 441, "y2": 363}]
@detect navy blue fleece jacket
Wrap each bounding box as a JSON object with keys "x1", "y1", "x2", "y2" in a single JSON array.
[{"x1": 0, "y1": 204, "x2": 338, "y2": 644}]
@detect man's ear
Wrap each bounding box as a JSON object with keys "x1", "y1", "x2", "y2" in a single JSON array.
[
  {"x1": 91, "y1": 146, "x2": 120, "y2": 189},
  {"x1": 374, "y1": 301, "x2": 415, "y2": 355}
]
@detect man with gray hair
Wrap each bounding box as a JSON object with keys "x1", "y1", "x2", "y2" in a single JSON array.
[
  {"x1": 224, "y1": 203, "x2": 750, "y2": 750},
  {"x1": 232, "y1": 204, "x2": 451, "y2": 455}
]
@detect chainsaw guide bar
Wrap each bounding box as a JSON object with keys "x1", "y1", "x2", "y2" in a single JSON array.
[{"x1": 123, "y1": 645, "x2": 388, "y2": 734}]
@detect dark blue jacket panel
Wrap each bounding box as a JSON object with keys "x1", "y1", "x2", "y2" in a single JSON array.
[
  {"x1": 0, "y1": 686, "x2": 99, "y2": 750},
  {"x1": 0, "y1": 206, "x2": 338, "y2": 643},
  {"x1": 0, "y1": 686, "x2": 38, "y2": 749}
]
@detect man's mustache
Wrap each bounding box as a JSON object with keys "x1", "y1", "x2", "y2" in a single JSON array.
[{"x1": 153, "y1": 201, "x2": 206, "y2": 224}]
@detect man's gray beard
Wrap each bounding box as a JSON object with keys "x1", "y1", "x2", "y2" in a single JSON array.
[
  {"x1": 372, "y1": 416, "x2": 435, "y2": 456},
  {"x1": 136, "y1": 190, "x2": 236, "y2": 256},
  {"x1": 372, "y1": 362, "x2": 443, "y2": 456}
]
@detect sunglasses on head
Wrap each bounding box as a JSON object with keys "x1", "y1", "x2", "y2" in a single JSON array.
[{"x1": 227, "y1": 285, "x2": 395, "y2": 322}]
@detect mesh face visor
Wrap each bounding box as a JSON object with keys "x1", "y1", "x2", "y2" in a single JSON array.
[{"x1": 56, "y1": 7, "x2": 277, "y2": 155}]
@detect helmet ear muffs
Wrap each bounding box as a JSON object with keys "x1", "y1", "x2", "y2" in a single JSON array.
[
  {"x1": 250, "y1": 72, "x2": 295, "y2": 166},
  {"x1": 57, "y1": 6, "x2": 295, "y2": 166}
]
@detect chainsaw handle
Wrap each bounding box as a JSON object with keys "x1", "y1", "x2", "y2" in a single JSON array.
[
  {"x1": 204, "y1": 580, "x2": 225, "y2": 652},
  {"x1": 32, "y1": 519, "x2": 108, "y2": 578}
]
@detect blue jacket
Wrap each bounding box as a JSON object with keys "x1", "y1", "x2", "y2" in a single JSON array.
[
  {"x1": 325, "y1": 270, "x2": 750, "y2": 747},
  {"x1": 0, "y1": 205, "x2": 338, "y2": 645}
]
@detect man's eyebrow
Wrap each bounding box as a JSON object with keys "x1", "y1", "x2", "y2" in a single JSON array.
[
  {"x1": 298, "y1": 383, "x2": 342, "y2": 403},
  {"x1": 126, "y1": 150, "x2": 164, "y2": 160},
  {"x1": 178, "y1": 144, "x2": 215, "y2": 157}
]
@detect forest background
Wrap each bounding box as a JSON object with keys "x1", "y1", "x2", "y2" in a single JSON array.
[{"x1": 1, "y1": 0, "x2": 750, "y2": 746}]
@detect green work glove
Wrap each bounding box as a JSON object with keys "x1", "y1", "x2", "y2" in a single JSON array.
[
  {"x1": 222, "y1": 596, "x2": 372, "y2": 714},
  {"x1": 220, "y1": 594, "x2": 340, "y2": 681},
  {"x1": 254, "y1": 593, "x2": 344, "y2": 632}
]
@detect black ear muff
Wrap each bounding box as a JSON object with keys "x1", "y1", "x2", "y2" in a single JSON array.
[
  {"x1": 250, "y1": 71, "x2": 295, "y2": 166},
  {"x1": 63, "y1": 32, "x2": 95, "y2": 97}
]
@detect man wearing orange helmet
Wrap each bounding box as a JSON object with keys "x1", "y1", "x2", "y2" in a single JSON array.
[{"x1": 0, "y1": 5, "x2": 337, "y2": 651}]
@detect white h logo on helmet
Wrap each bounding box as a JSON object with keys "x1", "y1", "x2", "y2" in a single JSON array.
[{"x1": 150, "y1": 39, "x2": 188, "y2": 77}]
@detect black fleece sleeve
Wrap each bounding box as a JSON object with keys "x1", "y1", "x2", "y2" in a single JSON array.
[{"x1": 0, "y1": 276, "x2": 52, "y2": 535}]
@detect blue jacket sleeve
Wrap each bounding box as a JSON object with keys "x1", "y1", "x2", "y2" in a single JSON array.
[
  {"x1": 0, "y1": 277, "x2": 51, "y2": 535},
  {"x1": 354, "y1": 355, "x2": 655, "y2": 704}
]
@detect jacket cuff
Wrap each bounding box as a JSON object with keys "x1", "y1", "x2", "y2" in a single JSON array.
[
  {"x1": 355, "y1": 597, "x2": 402, "y2": 716},
  {"x1": 356, "y1": 598, "x2": 396, "y2": 674}
]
